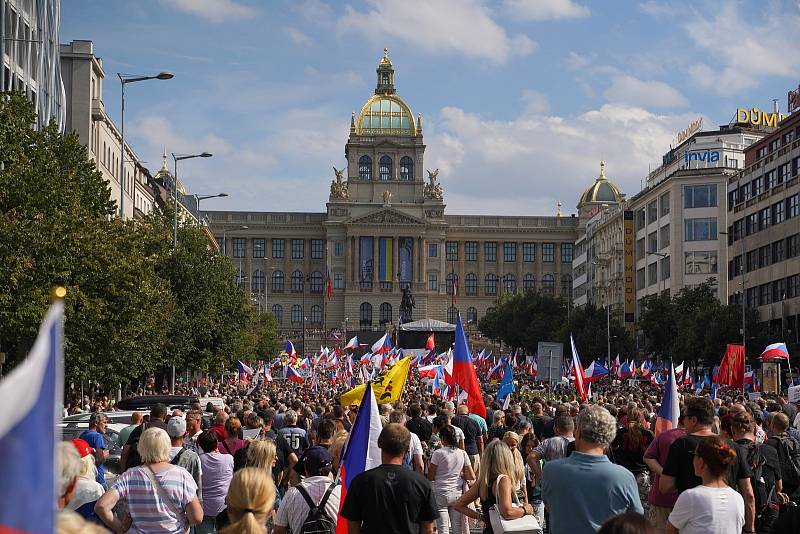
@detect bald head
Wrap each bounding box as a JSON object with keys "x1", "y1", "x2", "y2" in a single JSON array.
[{"x1": 457, "y1": 404, "x2": 469, "y2": 415}]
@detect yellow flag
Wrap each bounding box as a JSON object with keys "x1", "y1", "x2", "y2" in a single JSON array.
[{"x1": 340, "y1": 356, "x2": 413, "y2": 406}]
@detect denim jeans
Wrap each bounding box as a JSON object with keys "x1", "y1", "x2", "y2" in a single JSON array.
[
  {"x1": 531, "y1": 499, "x2": 545, "y2": 529},
  {"x1": 435, "y1": 489, "x2": 464, "y2": 534}
]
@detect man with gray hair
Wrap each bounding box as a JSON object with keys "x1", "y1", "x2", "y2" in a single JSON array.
[{"x1": 542, "y1": 405, "x2": 642, "y2": 534}]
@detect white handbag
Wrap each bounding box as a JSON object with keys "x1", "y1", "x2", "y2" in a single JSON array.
[{"x1": 488, "y1": 474, "x2": 542, "y2": 534}]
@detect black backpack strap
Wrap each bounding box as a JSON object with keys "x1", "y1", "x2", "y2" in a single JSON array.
[
  {"x1": 171, "y1": 448, "x2": 186, "y2": 465},
  {"x1": 317, "y1": 482, "x2": 337, "y2": 510},
  {"x1": 295, "y1": 484, "x2": 318, "y2": 510}
]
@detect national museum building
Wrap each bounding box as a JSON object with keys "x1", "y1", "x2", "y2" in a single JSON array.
[{"x1": 207, "y1": 51, "x2": 579, "y2": 350}]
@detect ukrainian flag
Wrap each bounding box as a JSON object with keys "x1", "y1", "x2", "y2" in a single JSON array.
[{"x1": 378, "y1": 237, "x2": 393, "y2": 282}]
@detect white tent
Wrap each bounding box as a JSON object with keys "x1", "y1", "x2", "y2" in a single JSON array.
[{"x1": 398, "y1": 319, "x2": 455, "y2": 332}]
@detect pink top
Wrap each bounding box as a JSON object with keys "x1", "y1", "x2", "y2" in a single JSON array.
[
  {"x1": 644, "y1": 427, "x2": 685, "y2": 508},
  {"x1": 218, "y1": 437, "x2": 245, "y2": 456}
]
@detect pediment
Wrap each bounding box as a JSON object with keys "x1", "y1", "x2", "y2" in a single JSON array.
[{"x1": 347, "y1": 208, "x2": 425, "y2": 226}]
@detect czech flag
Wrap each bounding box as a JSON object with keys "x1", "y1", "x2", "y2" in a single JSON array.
[
  {"x1": 371, "y1": 333, "x2": 392, "y2": 355},
  {"x1": 619, "y1": 360, "x2": 633, "y2": 379},
  {"x1": 237, "y1": 360, "x2": 254, "y2": 383},
  {"x1": 761, "y1": 342, "x2": 790, "y2": 361},
  {"x1": 285, "y1": 340, "x2": 297, "y2": 360},
  {"x1": 584, "y1": 360, "x2": 609, "y2": 383},
  {"x1": 336, "y1": 382, "x2": 382, "y2": 534},
  {"x1": 264, "y1": 368, "x2": 273, "y2": 383},
  {"x1": 0, "y1": 298, "x2": 63, "y2": 534},
  {"x1": 417, "y1": 364, "x2": 440, "y2": 379},
  {"x1": 286, "y1": 365, "x2": 305, "y2": 384},
  {"x1": 655, "y1": 362, "x2": 680, "y2": 436},
  {"x1": 344, "y1": 335, "x2": 359, "y2": 351},
  {"x1": 451, "y1": 313, "x2": 486, "y2": 417},
  {"x1": 570, "y1": 334, "x2": 587, "y2": 401}
]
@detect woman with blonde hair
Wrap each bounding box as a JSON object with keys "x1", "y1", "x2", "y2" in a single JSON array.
[
  {"x1": 502, "y1": 431, "x2": 527, "y2": 503},
  {"x1": 219, "y1": 467, "x2": 276, "y2": 534},
  {"x1": 454, "y1": 439, "x2": 534, "y2": 533},
  {"x1": 246, "y1": 439, "x2": 277, "y2": 472}
]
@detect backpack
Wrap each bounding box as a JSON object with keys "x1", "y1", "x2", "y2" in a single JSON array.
[
  {"x1": 743, "y1": 442, "x2": 769, "y2": 511},
  {"x1": 295, "y1": 483, "x2": 337, "y2": 534},
  {"x1": 773, "y1": 435, "x2": 800, "y2": 488}
]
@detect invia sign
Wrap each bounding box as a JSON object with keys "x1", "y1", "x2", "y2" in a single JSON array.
[{"x1": 684, "y1": 149, "x2": 720, "y2": 163}]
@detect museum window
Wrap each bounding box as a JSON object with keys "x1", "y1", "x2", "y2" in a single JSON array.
[
  {"x1": 252, "y1": 270, "x2": 265, "y2": 293},
  {"x1": 272, "y1": 304, "x2": 283, "y2": 324},
  {"x1": 561, "y1": 243, "x2": 573, "y2": 263},
  {"x1": 359, "y1": 155, "x2": 373, "y2": 180},
  {"x1": 541, "y1": 274, "x2": 554, "y2": 295},
  {"x1": 310, "y1": 305, "x2": 322, "y2": 325},
  {"x1": 561, "y1": 274, "x2": 572, "y2": 297},
  {"x1": 446, "y1": 272, "x2": 458, "y2": 295},
  {"x1": 503, "y1": 242, "x2": 516, "y2": 262},
  {"x1": 523, "y1": 273, "x2": 535, "y2": 291},
  {"x1": 217, "y1": 237, "x2": 226, "y2": 256},
  {"x1": 542, "y1": 243, "x2": 554, "y2": 262},
  {"x1": 380, "y1": 302, "x2": 392, "y2": 325},
  {"x1": 311, "y1": 239, "x2": 324, "y2": 260},
  {"x1": 379, "y1": 155, "x2": 393, "y2": 180},
  {"x1": 232, "y1": 238, "x2": 245, "y2": 258},
  {"x1": 272, "y1": 270, "x2": 284, "y2": 292},
  {"x1": 466, "y1": 307, "x2": 478, "y2": 325},
  {"x1": 272, "y1": 238, "x2": 284, "y2": 259},
  {"x1": 446, "y1": 241, "x2": 458, "y2": 261},
  {"x1": 503, "y1": 273, "x2": 516, "y2": 294},
  {"x1": 253, "y1": 239, "x2": 265, "y2": 258},
  {"x1": 399, "y1": 156, "x2": 413, "y2": 180},
  {"x1": 465, "y1": 241, "x2": 477, "y2": 261},
  {"x1": 465, "y1": 273, "x2": 477, "y2": 295},
  {"x1": 447, "y1": 306, "x2": 458, "y2": 324},
  {"x1": 485, "y1": 242, "x2": 497, "y2": 262},
  {"x1": 684, "y1": 218, "x2": 717, "y2": 241},
  {"x1": 333, "y1": 272, "x2": 343, "y2": 289},
  {"x1": 310, "y1": 271, "x2": 323, "y2": 293},
  {"x1": 523, "y1": 242, "x2": 535, "y2": 262},
  {"x1": 291, "y1": 239, "x2": 305, "y2": 259},
  {"x1": 485, "y1": 273, "x2": 498, "y2": 295},
  {"x1": 291, "y1": 270, "x2": 305, "y2": 293},
  {"x1": 428, "y1": 272, "x2": 438, "y2": 291},
  {"x1": 429, "y1": 243, "x2": 438, "y2": 257},
  {"x1": 334, "y1": 241, "x2": 344, "y2": 256},
  {"x1": 684, "y1": 184, "x2": 717, "y2": 208},
  {"x1": 291, "y1": 305, "x2": 302, "y2": 324},
  {"x1": 360, "y1": 302, "x2": 372, "y2": 327}
]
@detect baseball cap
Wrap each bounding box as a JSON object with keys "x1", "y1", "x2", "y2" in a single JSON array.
[
  {"x1": 70, "y1": 438, "x2": 94, "y2": 458},
  {"x1": 167, "y1": 416, "x2": 187, "y2": 438},
  {"x1": 301, "y1": 445, "x2": 332, "y2": 474}
]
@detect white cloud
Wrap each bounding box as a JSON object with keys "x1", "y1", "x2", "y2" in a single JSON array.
[
  {"x1": 684, "y1": 2, "x2": 800, "y2": 95},
  {"x1": 161, "y1": 0, "x2": 256, "y2": 23},
  {"x1": 285, "y1": 27, "x2": 314, "y2": 47},
  {"x1": 637, "y1": 1, "x2": 673, "y2": 17},
  {"x1": 520, "y1": 89, "x2": 550, "y2": 114},
  {"x1": 424, "y1": 103, "x2": 700, "y2": 215},
  {"x1": 604, "y1": 75, "x2": 688, "y2": 108},
  {"x1": 503, "y1": 0, "x2": 590, "y2": 20},
  {"x1": 336, "y1": 0, "x2": 536, "y2": 64},
  {"x1": 567, "y1": 51, "x2": 591, "y2": 70}
]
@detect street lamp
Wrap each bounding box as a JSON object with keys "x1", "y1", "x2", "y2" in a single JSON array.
[
  {"x1": 117, "y1": 71, "x2": 173, "y2": 219},
  {"x1": 171, "y1": 152, "x2": 213, "y2": 254}
]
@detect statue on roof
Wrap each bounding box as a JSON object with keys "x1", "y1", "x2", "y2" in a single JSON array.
[
  {"x1": 330, "y1": 166, "x2": 349, "y2": 199},
  {"x1": 424, "y1": 168, "x2": 443, "y2": 200}
]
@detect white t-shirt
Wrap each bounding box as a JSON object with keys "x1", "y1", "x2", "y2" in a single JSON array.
[
  {"x1": 668, "y1": 484, "x2": 744, "y2": 534},
  {"x1": 430, "y1": 446, "x2": 470, "y2": 493},
  {"x1": 275, "y1": 476, "x2": 341, "y2": 534},
  {"x1": 410, "y1": 432, "x2": 423, "y2": 458}
]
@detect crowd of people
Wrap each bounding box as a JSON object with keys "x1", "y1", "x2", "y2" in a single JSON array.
[{"x1": 55, "y1": 366, "x2": 800, "y2": 534}]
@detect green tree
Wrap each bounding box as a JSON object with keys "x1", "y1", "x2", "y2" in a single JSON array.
[
  {"x1": 558, "y1": 304, "x2": 634, "y2": 364},
  {"x1": 0, "y1": 93, "x2": 173, "y2": 383}
]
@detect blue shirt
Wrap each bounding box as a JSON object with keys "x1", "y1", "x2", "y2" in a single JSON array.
[
  {"x1": 542, "y1": 451, "x2": 642, "y2": 534},
  {"x1": 79, "y1": 430, "x2": 107, "y2": 487}
]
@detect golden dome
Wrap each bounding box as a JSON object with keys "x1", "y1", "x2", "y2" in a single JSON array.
[
  {"x1": 356, "y1": 94, "x2": 416, "y2": 136},
  {"x1": 578, "y1": 161, "x2": 623, "y2": 207}
]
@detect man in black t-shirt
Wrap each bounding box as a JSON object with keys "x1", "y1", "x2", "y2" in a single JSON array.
[
  {"x1": 121, "y1": 403, "x2": 168, "y2": 470},
  {"x1": 340, "y1": 423, "x2": 437, "y2": 534},
  {"x1": 451, "y1": 405, "x2": 483, "y2": 458},
  {"x1": 660, "y1": 397, "x2": 756, "y2": 534},
  {"x1": 530, "y1": 401, "x2": 553, "y2": 441},
  {"x1": 406, "y1": 403, "x2": 433, "y2": 443}
]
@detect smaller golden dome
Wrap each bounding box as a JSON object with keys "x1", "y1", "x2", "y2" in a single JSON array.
[{"x1": 578, "y1": 161, "x2": 623, "y2": 208}]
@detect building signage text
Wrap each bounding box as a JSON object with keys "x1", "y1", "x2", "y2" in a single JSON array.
[
  {"x1": 684, "y1": 149, "x2": 720, "y2": 164},
  {"x1": 736, "y1": 107, "x2": 785, "y2": 128},
  {"x1": 672, "y1": 118, "x2": 703, "y2": 147},
  {"x1": 623, "y1": 211, "x2": 635, "y2": 330}
]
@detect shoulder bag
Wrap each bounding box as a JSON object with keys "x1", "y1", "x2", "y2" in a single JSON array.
[
  {"x1": 143, "y1": 466, "x2": 188, "y2": 529},
  {"x1": 489, "y1": 474, "x2": 542, "y2": 534}
]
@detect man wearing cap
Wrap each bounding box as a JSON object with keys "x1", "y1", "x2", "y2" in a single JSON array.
[
  {"x1": 275, "y1": 446, "x2": 341, "y2": 534},
  {"x1": 167, "y1": 416, "x2": 202, "y2": 498}
]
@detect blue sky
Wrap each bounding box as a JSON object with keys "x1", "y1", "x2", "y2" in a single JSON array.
[{"x1": 61, "y1": 0, "x2": 800, "y2": 216}]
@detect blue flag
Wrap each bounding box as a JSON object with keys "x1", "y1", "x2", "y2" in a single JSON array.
[{"x1": 497, "y1": 361, "x2": 515, "y2": 400}]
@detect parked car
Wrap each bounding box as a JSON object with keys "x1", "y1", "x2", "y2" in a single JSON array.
[{"x1": 115, "y1": 395, "x2": 198, "y2": 411}]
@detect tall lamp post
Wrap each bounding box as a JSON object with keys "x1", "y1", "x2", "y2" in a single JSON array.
[
  {"x1": 117, "y1": 72, "x2": 173, "y2": 219},
  {"x1": 171, "y1": 152, "x2": 213, "y2": 254},
  {"x1": 646, "y1": 250, "x2": 668, "y2": 295},
  {"x1": 592, "y1": 257, "x2": 612, "y2": 363},
  {"x1": 720, "y1": 230, "x2": 747, "y2": 351}
]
